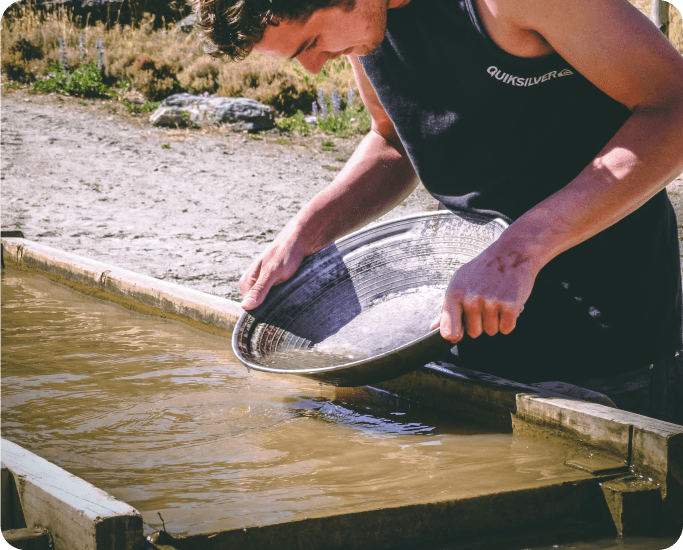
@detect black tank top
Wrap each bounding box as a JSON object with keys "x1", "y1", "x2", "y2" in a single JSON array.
[{"x1": 360, "y1": 0, "x2": 682, "y2": 381}]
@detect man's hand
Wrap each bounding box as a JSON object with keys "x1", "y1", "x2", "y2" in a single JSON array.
[
  {"x1": 238, "y1": 57, "x2": 419, "y2": 311},
  {"x1": 430, "y1": 243, "x2": 538, "y2": 343},
  {"x1": 239, "y1": 233, "x2": 306, "y2": 310}
]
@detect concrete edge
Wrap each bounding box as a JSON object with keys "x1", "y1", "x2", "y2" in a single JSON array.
[
  {"x1": 165, "y1": 479, "x2": 608, "y2": 550},
  {"x1": 154, "y1": 481, "x2": 604, "y2": 550},
  {"x1": 1, "y1": 439, "x2": 143, "y2": 550},
  {"x1": 1, "y1": 237, "x2": 244, "y2": 336}
]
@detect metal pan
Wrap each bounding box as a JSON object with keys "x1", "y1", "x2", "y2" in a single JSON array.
[{"x1": 232, "y1": 210, "x2": 508, "y2": 387}]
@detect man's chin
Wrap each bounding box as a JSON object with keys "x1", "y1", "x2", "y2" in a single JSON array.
[{"x1": 355, "y1": 42, "x2": 383, "y2": 56}]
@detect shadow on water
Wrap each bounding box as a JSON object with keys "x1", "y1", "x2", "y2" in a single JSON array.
[
  {"x1": 278, "y1": 393, "x2": 506, "y2": 437},
  {"x1": 247, "y1": 243, "x2": 363, "y2": 350}
]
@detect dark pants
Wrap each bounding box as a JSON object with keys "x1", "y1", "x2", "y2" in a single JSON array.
[{"x1": 568, "y1": 353, "x2": 683, "y2": 425}]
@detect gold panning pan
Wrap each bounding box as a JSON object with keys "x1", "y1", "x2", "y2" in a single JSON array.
[{"x1": 232, "y1": 211, "x2": 508, "y2": 387}]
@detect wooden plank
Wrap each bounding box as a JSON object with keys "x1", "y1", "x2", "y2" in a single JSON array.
[
  {"x1": 102, "y1": 265, "x2": 243, "y2": 331},
  {"x1": 1, "y1": 237, "x2": 243, "y2": 332},
  {"x1": 2, "y1": 527, "x2": 52, "y2": 550},
  {"x1": 514, "y1": 393, "x2": 683, "y2": 483},
  {"x1": 514, "y1": 395, "x2": 683, "y2": 527},
  {"x1": 2, "y1": 462, "x2": 27, "y2": 531},
  {"x1": 1, "y1": 238, "x2": 110, "y2": 288},
  {"x1": 631, "y1": 418, "x2": 683, "y2": 484},
  {"x1": 2, "y1": 464, "x2": 13, "y2": 530},
  {"x1": 513, "y1": 395, "x2": 634, "y2": 460},
  {"x1": 1, "y1": 439, "x2": 142, "y2": 550},
  {"x1": 564, "y1": 456, "x2": 629, "y2": 476}
]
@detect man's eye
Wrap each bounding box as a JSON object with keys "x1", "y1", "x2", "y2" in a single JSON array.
[{"x1": 306, "y1": 37, "x2": 319, "y2": 51}]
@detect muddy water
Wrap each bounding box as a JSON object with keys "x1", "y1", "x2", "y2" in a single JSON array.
[{"x1": 2, "y1": 269, "x2": 593, "y2": 537}]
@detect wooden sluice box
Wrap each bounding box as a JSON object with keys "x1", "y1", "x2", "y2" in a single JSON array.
[{"x1": 1, "y1": 236, "x2": 681, "y2": 550}]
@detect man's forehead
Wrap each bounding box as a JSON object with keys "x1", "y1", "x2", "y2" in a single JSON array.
[{"x1": 254, "y1": 18, "x2": 309, "y2": 57}]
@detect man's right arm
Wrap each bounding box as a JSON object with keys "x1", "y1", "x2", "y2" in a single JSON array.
[{"x1": 239, "y1": 55, "x2": 419, "y2": 310}]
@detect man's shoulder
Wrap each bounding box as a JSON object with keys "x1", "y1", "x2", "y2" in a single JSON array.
[{"x1": 469, "y1": 0, "x2": 556, "y2": 59}]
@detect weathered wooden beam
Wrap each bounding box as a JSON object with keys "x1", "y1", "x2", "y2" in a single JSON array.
[
  {"x1": 1, "y1": 439, "x2": 143, "y2": 550},
  {"x1": 2, "y1": 463, "x2": 27, "y2": 531},
  {"x1": 513, "y1": 395, "x2": 683, "y2": 530},
  {"x1": 1, "y1": 237, "x2": 243, "y2": 335},
  {"x1": 601, "y1": 477, "x2": 663, "y2": 535},
  {"x1": 2, "y1": 527, "x2": 52, "y2": 550}
]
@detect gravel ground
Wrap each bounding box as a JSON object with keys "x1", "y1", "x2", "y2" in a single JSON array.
[
  {"x1": 0, "y1": 88, "x2": 438, "y2": 302},
  {"x1": 2, "y1": 86, "x2": 681, "y2": 303}
]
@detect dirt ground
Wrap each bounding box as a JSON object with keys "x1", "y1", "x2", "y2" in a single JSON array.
[
  {"x1": 2, "y1": 86, "x2": 682, "y2": 303},
  {"x1": 0, "y1": 87, "x2": 438, "y2": 302}
]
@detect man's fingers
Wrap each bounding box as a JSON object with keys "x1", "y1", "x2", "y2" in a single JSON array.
[
  {"x1": 240, "y1": 292, "x2": 261, "y2": 310},
  {"x1": 239, "y1": 258, "x2": 261, "y2": 295},
  {"x1": 441, "y1": 295, "x2": 521, "y2": 341},
  {"x1": 463, "y1": 297, "x2": 484, "y2": 339},
  {"x1": 239, "y1": 272, "x2": 257, "y2": 298},
  {"x1": 238, "y1": 236, "x2": 307, "y2": 312},
  {"x1": 240, "y1": 275, "x2": 276, "y2": 310},
  {"x1": 439, "y1": 300, "x2": 465, "y2": 343},
  {"x1": 482, "y1": 300, "x2": 500, "y2": 336},
  {"x1": 240, "y1": 262, "x2": 276, "y2": 310},
  {"x1": 499, "y1": 305, "x2": 522, "y2": 334},
  {"x1": 432, "y1": 298, "x2": 522, "y2": 341}
]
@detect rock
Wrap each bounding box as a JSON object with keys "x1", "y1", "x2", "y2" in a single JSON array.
[
  {"x1": 304, "y1": 116, "x2": 318, "y2": 125},
  {"x1": 177, "y1": 13, "x2": 197, "y2": 33},
  {"x1": 150, "y1": 94, "x2": 276, "y2": 132},
  {"x1": 123, "y1": 91, "x2": 146, "y2": 105}
]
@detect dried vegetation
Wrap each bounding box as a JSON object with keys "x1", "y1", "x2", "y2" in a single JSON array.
[
  {"x1": 1, "y1": 0, "x2": 681, "y2": 114},
  {"x1": 1, "y1": 0, "x2": 357, "y2": 114}
]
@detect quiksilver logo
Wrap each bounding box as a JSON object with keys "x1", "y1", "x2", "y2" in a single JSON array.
[{"x1": 487, "y1": 66, "x2": 574, "y2": 86}]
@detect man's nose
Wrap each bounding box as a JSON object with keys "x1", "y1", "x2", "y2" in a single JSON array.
[{"x1": 296, "y1": 51, "x2": 327, "y2": 74}]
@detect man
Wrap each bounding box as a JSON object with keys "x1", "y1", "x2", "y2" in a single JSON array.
[{"x1": 192, "y1": 0, "x2": 683, "y2": 422}]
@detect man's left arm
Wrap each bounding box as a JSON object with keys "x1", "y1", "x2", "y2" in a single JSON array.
[{"x1": 433, "y1": 0, "x2": 683, "y2": 342}]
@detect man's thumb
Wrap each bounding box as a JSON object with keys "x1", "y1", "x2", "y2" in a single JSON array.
[{"x1": 240, "y1": 279, "x2": 272, "y2": 310}]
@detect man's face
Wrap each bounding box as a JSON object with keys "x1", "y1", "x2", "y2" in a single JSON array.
[{"x1": 253, "y1": 1, "x2": 388, "y2": 73}]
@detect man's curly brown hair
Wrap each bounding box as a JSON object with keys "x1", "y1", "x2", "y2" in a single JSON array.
[{"x1": 190, "y1": 0, "x2": 356, "y2": 62}]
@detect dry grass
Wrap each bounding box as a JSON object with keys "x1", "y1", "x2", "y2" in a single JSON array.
[
  {"x1": 670, "y1": 5, "x2": 683, "y2": 52},
  {"x1": 1, "y1": 0, "x2": 681, "y2": 112},
  {"x1": 0, "y1": 2, "x2": 356, "y2": 113}
]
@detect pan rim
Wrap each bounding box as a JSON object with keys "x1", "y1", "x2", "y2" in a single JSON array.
[{"x1": 231, "y1": 210, "x2": 508, "y2": 377}]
